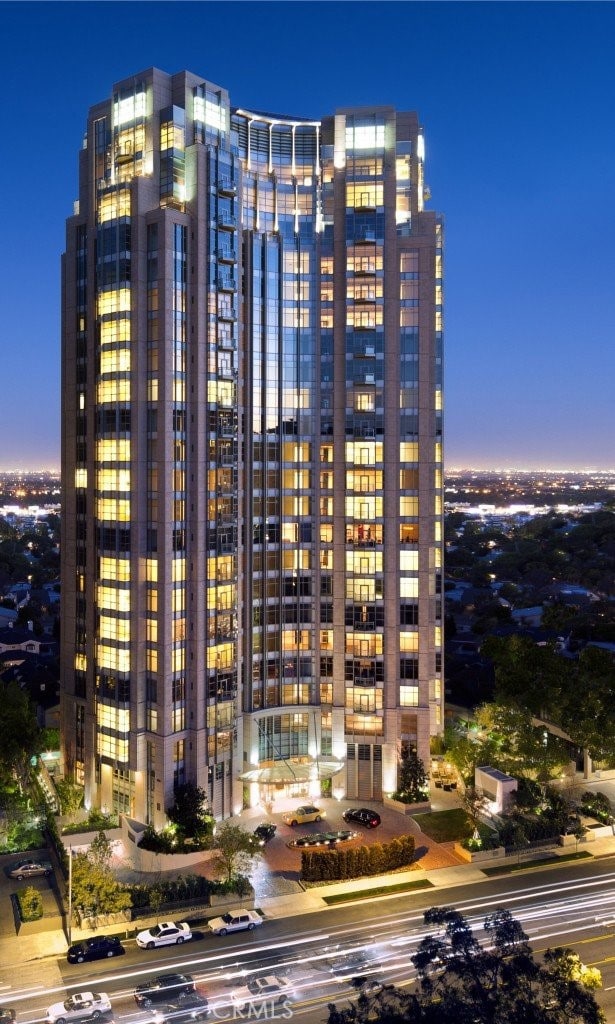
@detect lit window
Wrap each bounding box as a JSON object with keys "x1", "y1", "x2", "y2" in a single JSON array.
[
  {"x1": 400, "y1": 686, "x2": 419, "y2": 707},
  {"x1": 114, "y1": 91, "x2": 146, "y2": 127},
  {"x1": 400, "y1": 631, "x2": 419, "y2": 652},
  {"x1": 345, "y1": 125, "x2": 385, "y2": 150}
]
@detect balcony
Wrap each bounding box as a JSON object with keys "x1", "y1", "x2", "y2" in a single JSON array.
[
  {"x1": 218, "y1": 307, "x2": 237, "y2": 322},
  {"x1": 217, "y1": 332, "x2": 237, "y2": 350},
  {"x1": 218, "y1": 248, "x2": 237, "y2": 263},
  {"x1": 353, "y1": 423, "x2": 376, "y2": 439},
  {"x1": 217, "y1": 276, "x2": 237, "y2": 292},
  {"x1": 218, "y1": 212, "x2": 237, "y2": 231},
  {"x1": 354, "y1": 231, "x2": 376, "y2": 244},
  {"x1": 218, "y1": 178, "x2": 237, "y2": 197}
]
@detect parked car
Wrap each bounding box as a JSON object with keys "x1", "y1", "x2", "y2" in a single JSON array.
[
  {"x1": 8, "y1": 859, "x2": 52, "y2": 880},
  {"x1": 253, "y1": 822, "x2": 277, "y2": 844},
  {"x1": 231, "y1": 975, "x2": 291, "y2": 1012},
  {"x1": 0, "y1": 1008, "x2": 16, "y2": 1024},
  {"x1": 208, "y1": 909, "x2": 263, "y2": 935},
  {"x1": 134, "y1": 974, "x2": 196, "y2": 1008},
  {"x1": 67, "y1": 935, "x2": 125, "y2": 964},
  {"x1": 136, "y1": 921, "x2": 192, "y2": 949},
  {"x1": 293, "y1": 830, "x2": 355, "y2": 847},
  {"x1": 342, "y1": 808, "x2": 381, "y2": 829},
  {"x1": 161, "y1": 993, "x2": 209, "y2": 1024},
  {"x1": 46, "y1": 992, "x2": 111, "y2": 1024},
  {"x1": 282, "y1": 805, "x2": 325, "y2": 826}
]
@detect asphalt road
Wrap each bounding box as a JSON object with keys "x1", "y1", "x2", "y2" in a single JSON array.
[{"x1": 4, "y1": 858, "x2": 615, "y2": 1022}]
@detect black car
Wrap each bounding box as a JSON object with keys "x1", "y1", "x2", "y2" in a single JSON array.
[
  {"x1": 162, "y1": 994, "x2": 209, "y2": 1024},
  {"x1": 134, "y1": 974, "x2": 196, "y2": 1008},
  {"x1": 342, "y1": 807, "x2": 381, "y2": 829},
  {"x1": 253, "y1": 823, "x2": 277, "y2": 845},
  {"x1": 0, "y1": 1009, "x2": 16, "y2": 1024},
  {"x1": 67, "y1": 935, "x2": 126, "y2": 964}
]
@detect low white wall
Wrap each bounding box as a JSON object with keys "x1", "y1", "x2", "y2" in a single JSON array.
[
  {"x1": 383, "y1": 796, "x2": 431, "y2": 816},
  {"x1": 130, "y1": 843, "x2": 217, "y2": 874},
  {"x1": 453, "y1": 843, "x2": 507, "y2": 863},
  {"x1": 61, "y1": 827, "x2": 124, "y2": 852}
]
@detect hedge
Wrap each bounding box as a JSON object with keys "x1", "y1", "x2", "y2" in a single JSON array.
[{"x1": 301, "y1": 834, "x2": 415, "y2": 882}]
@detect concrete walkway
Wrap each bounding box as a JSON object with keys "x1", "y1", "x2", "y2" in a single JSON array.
[{"x1": 2, "y1": 836, "x2": 614, "y2": 972}]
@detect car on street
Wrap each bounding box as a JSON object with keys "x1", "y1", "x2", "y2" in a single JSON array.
[
  {"x1": 293, "y1": 830, "x2": 355, "y2": 847},
  {"x1": 8, "y1": 859, "x2": 52, "y2": 880},
  {"x1": 46, "y1": 992, "x2": 111, "y2": 1024},
  {"x1": 208, "y1": 909, "x2": 263, "y2": 935},
  {"x1": 0, "y1": 1008, "x2": 16, "y2": 1024},
  {"x1": 134, "y1": 974, "x2": 196, "y2": 1008},
  {"x1": 253, "y1": 822, "x2": 276, "y2": 844},
  {"x1": 342, "y1": 808, "x2": 381, "y2": 829},
  {"x1": 67, "y1": 935, "x2": 125, "y2": 964},
  {"x1": 161, "y1": 993, "x2": 209, "y2": 1024},
  {"x1": 231, "y1": 975, "x2": 291, "y2": 1012},
  {"x1": 327, "y1": 950, "x2": 373, "y2": 977},
  {"x1": 136, "y1": 921, "x2": 192, "y2": 949},
  {"x1": 282, "y1": 805, "x2": 325, "y2": 826}
]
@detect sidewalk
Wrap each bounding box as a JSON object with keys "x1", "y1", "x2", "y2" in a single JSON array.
[{"x1": 2, "y1": 837, "x2": 614, "y2": 971}]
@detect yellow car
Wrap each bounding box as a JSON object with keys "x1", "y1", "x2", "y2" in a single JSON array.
[{"x1": 282, "y1": 805, "x2": 326, "y2": 827}]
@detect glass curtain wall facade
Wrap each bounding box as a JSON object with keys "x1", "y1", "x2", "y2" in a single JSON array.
[{"x1": 61, "y1": 69, "x2": 443, "y2": 826}]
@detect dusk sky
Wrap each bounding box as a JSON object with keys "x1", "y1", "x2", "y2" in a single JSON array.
[{"x1": 2, "y1": 0, "x2": 614, "y2": 472}]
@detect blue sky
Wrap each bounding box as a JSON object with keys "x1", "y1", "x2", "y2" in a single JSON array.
[{"x1": 2, "y1": 0, "x2": 614, "y2": 471}]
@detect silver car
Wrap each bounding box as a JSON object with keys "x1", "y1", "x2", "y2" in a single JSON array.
[{"x1": 8, "y1": 860, "x2": 52, "y2": 880}]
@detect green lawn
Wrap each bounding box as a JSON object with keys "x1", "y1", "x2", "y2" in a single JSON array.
[
  {"x1": 483, "y1": 850, "x2": 592, "y2": 875},
  {"x1": 323, "y1": 879, "x2": 433, "y2": 905},
  {"x1": 414, "y1": 808, "x2": 480, "y2": 843}
]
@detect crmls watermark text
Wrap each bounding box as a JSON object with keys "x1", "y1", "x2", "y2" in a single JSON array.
[{"x1": 210, "y1": 999, "x2": 294, "y2": 1020}]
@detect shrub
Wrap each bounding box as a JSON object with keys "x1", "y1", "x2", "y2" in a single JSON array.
[
  {"x1": 62, "y1": 810, "x2": 118, "y2": 835},
  {"x1": 17, "y1": 886, "x2": 43, "y2": 921},
  {"x1": 581, "y1": 791, "x2": 612, "y2": 823},
  {"x1": 45, "y1": 809, "x2": 68, "y2": 876},
  {"x1": 300, "y1": 835, "x2": 415, "y2": 883},
  {"x1": 138, "y1": 825, "x2": 177, "y2": 853},
  {"x1": 129, "y1": 873, "x2": 212, "y2": 910},
  {"x1": 514, "y1": 776, "x2": 542, "y2": 810}
]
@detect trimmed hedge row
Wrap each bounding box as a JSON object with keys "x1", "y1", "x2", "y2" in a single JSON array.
[{"x1": 301, "y1": 834, "x2": 415, "y2": 882}]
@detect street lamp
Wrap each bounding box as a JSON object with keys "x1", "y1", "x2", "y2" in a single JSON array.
[{"x1": 67, "y1": 845, "x2": 73, "y2": 946}]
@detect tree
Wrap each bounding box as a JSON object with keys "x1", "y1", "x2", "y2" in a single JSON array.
[
  {"x1": 328, "y1": 907, "x2": 605, "y2": 1024},
  {"x1": 166, "y1": 782, "x2": 214, "y2": 842},
  {"x1": 459, "y1": 784, "x2": 488, "y2": 833},
  {"x1": 211, "y1": 821, "x2": 260, "y2": 885},
  {"x1": 55, "y1": 778, "x2": 84, "y2": 817},
  {"x1": 89, "y1": 829, "x2": 113, "y2": 868},
  {"x1": 0, "y1": 681, "x2": 43, "y2": 790},
  {"x1": 543, "y1": 949, "x2": 602, "y2": 991},
  {"x1": 70, "y1": 851, "x2": 132, "y2": 918},
  {"x1": 394, "y1": 744, "x2": 429, "y2": 803}
]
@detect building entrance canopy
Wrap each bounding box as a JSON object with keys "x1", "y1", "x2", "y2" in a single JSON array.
[{"x1": 239, "y1": 756, "x2": 344, "y2": 786}]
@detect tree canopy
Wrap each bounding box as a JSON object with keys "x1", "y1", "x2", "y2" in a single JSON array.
[
  {"x1": 482, "y1": 635, "x2": 615, "y2": 763},
  {"x1": 70, "y1": 849, "x2": 132, "y2": 918},
  {"x1": 327, "y1": 906, "x2": 604, "y2": 1024},
  {"x1": 211, "y1": 821, "x2": 260, "y2": 884},
  {"x1": 166, "y1": 782, "x2": 214, "y2": 841}
]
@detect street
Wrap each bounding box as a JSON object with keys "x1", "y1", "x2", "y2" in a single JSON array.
[{"x1": 2, "y1": 858, "x2": 615, "y2": 1022}]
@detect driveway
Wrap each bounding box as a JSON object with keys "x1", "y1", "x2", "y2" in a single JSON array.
[{"x1": 245, "y1": 794, "x2": 465, "y2": 898}]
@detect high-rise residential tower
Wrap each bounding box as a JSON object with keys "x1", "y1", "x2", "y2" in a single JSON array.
[{"x1": 61, "y1": 68, "x2": 443, "y2": 826}]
